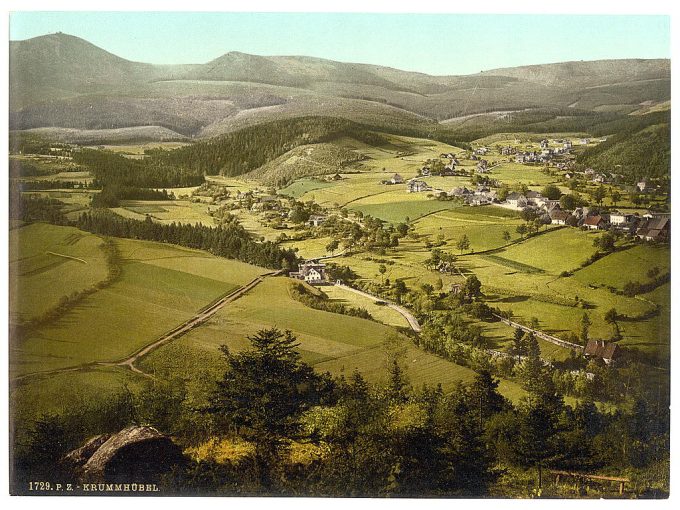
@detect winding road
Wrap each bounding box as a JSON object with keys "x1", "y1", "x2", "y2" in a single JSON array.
[{"x1": 334, "y1": 282, "x2": 422, "y2": 332}]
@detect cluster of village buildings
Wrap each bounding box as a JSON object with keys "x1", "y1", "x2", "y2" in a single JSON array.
[{"x1": 502, "y1": 190, "x2": 670, "y2": 241}]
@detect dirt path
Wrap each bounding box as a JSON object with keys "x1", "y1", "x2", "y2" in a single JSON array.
[
  {"x1": 334, "y1": 283, "x2": 421, "y2": 333},
  {"x1": 11, "y1": 272, "x2": 278, "y2": 384}
]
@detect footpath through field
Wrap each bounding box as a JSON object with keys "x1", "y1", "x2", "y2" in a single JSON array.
[{"x1": 11, "y1": 271, "x2": 279, "y2": 383}]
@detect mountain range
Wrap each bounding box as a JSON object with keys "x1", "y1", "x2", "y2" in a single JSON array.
[{"x1": 9, "y1": 33, "x2": 671, "y2": 142}]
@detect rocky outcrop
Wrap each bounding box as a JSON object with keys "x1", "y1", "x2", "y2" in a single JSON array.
[{"x1": 62, "y1": 426, "x2": 186, "y2": 483}]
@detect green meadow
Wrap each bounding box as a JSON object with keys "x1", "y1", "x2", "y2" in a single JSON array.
[
  {"x1": 140, "y1": 277, "x2": 527, "y2": 399},
  {"x1": 10, "y1": 227, "x2": 266, "y2": 379},
  {"x1": 9, "y1": 223, "x2": 110, "y2": 324}
]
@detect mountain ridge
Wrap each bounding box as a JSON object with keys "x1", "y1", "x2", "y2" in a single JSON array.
[{"x1": 9, "y1": 33, "x2": 671, "y2": 139}]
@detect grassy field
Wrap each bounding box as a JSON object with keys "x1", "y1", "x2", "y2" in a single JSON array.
[
  {"x1": 112, "y1": 200, "x2": 217, "y2": 225},
  {"x1": 414, "y1": 206, "x2": 525, "y2": 253},
  {"x1": 11, "y1": 231, "x2": 267, "y2": 378},
  {"x1": 573, "y1": 244, "x2": 670, "y2": 289},
  {"x1": 320, "y1": 285, "x2": 411, "y2": 329},
  {"x1": 279, "y1": 178, "x2": 339, "y2": 198},
  {"x1": 9, "y1": 223, "x2": 110, "y2": 324},
  {"x1": 497, "y1": 227, "x2": 600, "y2": 273},
  {"x1": 139, "y1": 277, "x2": 513, "y2": 396},
  {"x1": 10, "y1": 366, "x2": 147, "y2": 429}
]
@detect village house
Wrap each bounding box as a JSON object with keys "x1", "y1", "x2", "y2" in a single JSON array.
[
  {"x1": 467, "y1": 195, "x2": 491, "y2": 206},
  {"x1": 584, "y1": 339, "x2": 620, "y2": 365},
  {"x1": 500, "y1": 146, "x2": 516, "y2": 155},
  {"x1": 563, "y1": 141, "x2": 573, "y2": 149},
  {"x1": 390, "y1": 173, "x2": 404, "y2": 184},
  {"x1": 545, "y1": 200, "x2": 561, "y2": 213},
  {"x1": 474, "y1": 147, "x2": 489, "y2": 156},
  {"x1": 550, "y1": 209, "x2": 571, "y2": 225},
  {"x1": 505, "y1": 192, "x2": 528, "y2": 209},
  {"x1": 636, "y1": 216, "x2": 670, "y2": 242},
  {"x1": 580, "y1": 138, "x2": 590, "y2": 145},
  {"x1": 449, "y1": 186, "x2": 472, "y2": 198},
  {"x1": 609, "y1": 212, "x2": 639, "y2": 232},
  {"x1": 540, "y1": 139, "x2": 549, "y2": 148},
  {"x1": 407, "y1": 179, "x2": 431, "y2": 193},
  {"x1": 420, "y1": 166, "x2": 431, "y2": 176},
  {"x1": 583, "y1": 215, "x2": 606, "y2": 230},
  {"x1": 609, "y1": 211, "x2": 627, "y2": 226},
  {"x1": 476, "y1": 162, "x2": 489, "y2": 173},
  {"x1": 289, "y1": 261, "x2": 327, "y2": 285},
  {"x1": 308, "y1": 215, "x2": 327, "y2": 227}
]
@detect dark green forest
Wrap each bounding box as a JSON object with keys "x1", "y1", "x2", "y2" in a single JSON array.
[
  {"x1": 577, "y1": 112, "x2": 670, "y2": 181},
  {"x1": 74, "y1": 210, "x2": 299, "y2": 270}
]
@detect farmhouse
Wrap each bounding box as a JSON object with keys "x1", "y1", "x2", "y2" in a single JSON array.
[
  {"x1": 420, "y1": 166, "x2": 431, "y2": 176},
  {"x1": 449, "y1": 186, "x2": 472, "y2": 197},
  {"x1": 505, "y1": 192, "x2": 528, "y2": 209},
  {"x1": 580, "y1": 138, "x2": 590, "y2": 145},
  {"x1": 308, "y1": 215, "x2": 327, "y2": 227},
  {"x1": 289, "y1": 261, "x2": 327, "y2": 285},
  {"x1": 563, "y1": 141, "x2": 573, "y2": 149},
  {"x1": 407, "y1": 179, "x2": 431, "y2": 193},
  {"x1": 636, "y1": 216, "x2": 670, "y2": 242},
  {"x1": 609, "y1": 212, "x2": 626, "y2": 225},
  {"x1": 540, "y1": 139, "x2": 549, "y2": 148},
  {"x1": 583, "y1": 215, "x2": 606, "y2": 230},
  {"x1": 584, "y1": 339, "x2": 620, "y2": 365},
  {"x1": 610, "y1": 212, "x2": 639, "y2": 233},
  {"x1": 390, "y1": 173, "x2": 404, "y2": 184},
  {"x1": 550, "y1": 209, "x2": 571, "y2": 225}
]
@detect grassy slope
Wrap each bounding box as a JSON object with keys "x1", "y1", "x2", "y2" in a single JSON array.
[
  {"x1": 11, "y1": 230, "x2": 266, "y2": 378},
  {"x1": 456, "y1": 230, "x2": 669, "y2": 359},
  {"x1": 139, "y1": 277, "x2": 524, "y2": 396},
  {"x1": 246, "y1": 142, "x2": 365, "y2": 186},
  {"x1": 9, "y1": 223, "x2": 110, "y2": 324}
]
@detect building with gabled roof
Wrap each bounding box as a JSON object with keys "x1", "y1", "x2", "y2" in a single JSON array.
[{"x1": 584, "y1": 340, "x2": 620, "y2": 365}]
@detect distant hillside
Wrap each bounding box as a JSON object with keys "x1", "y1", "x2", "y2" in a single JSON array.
[
  {"x1": 20, "y1": 125, "x2": 187, "y2": 144},
  {"x1": 9, "y1": 33, "x2": 671, "y2": 140},
  {"x1": 246, "y1": 142, "x2": 366, "y2": 186},
  {"x1": 149, "y1": 116, "x2": 388, "y2": 177},
  {"x1": 577, "y1": 111, "x2": 670, "y2": 181}
]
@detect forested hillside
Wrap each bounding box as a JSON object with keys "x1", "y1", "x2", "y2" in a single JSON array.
[
  {"x1": 10, "y1": 34, "x2": 670, "y2": 139},
  {"x1": 577, "y1": 111, "x2": 670, "y2": 181},
  {"x1": 148, "y1": 116, "x2": 388, "y2": 176}
]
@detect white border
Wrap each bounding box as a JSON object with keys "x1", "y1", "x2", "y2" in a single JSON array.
[{"x1": 1, "y1": 2, "x2": 676, "y2": 510}]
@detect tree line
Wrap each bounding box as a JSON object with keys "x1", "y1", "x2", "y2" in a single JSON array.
[{"x1": 74, "y1": 210, "x2": 298, "y2": 270}]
